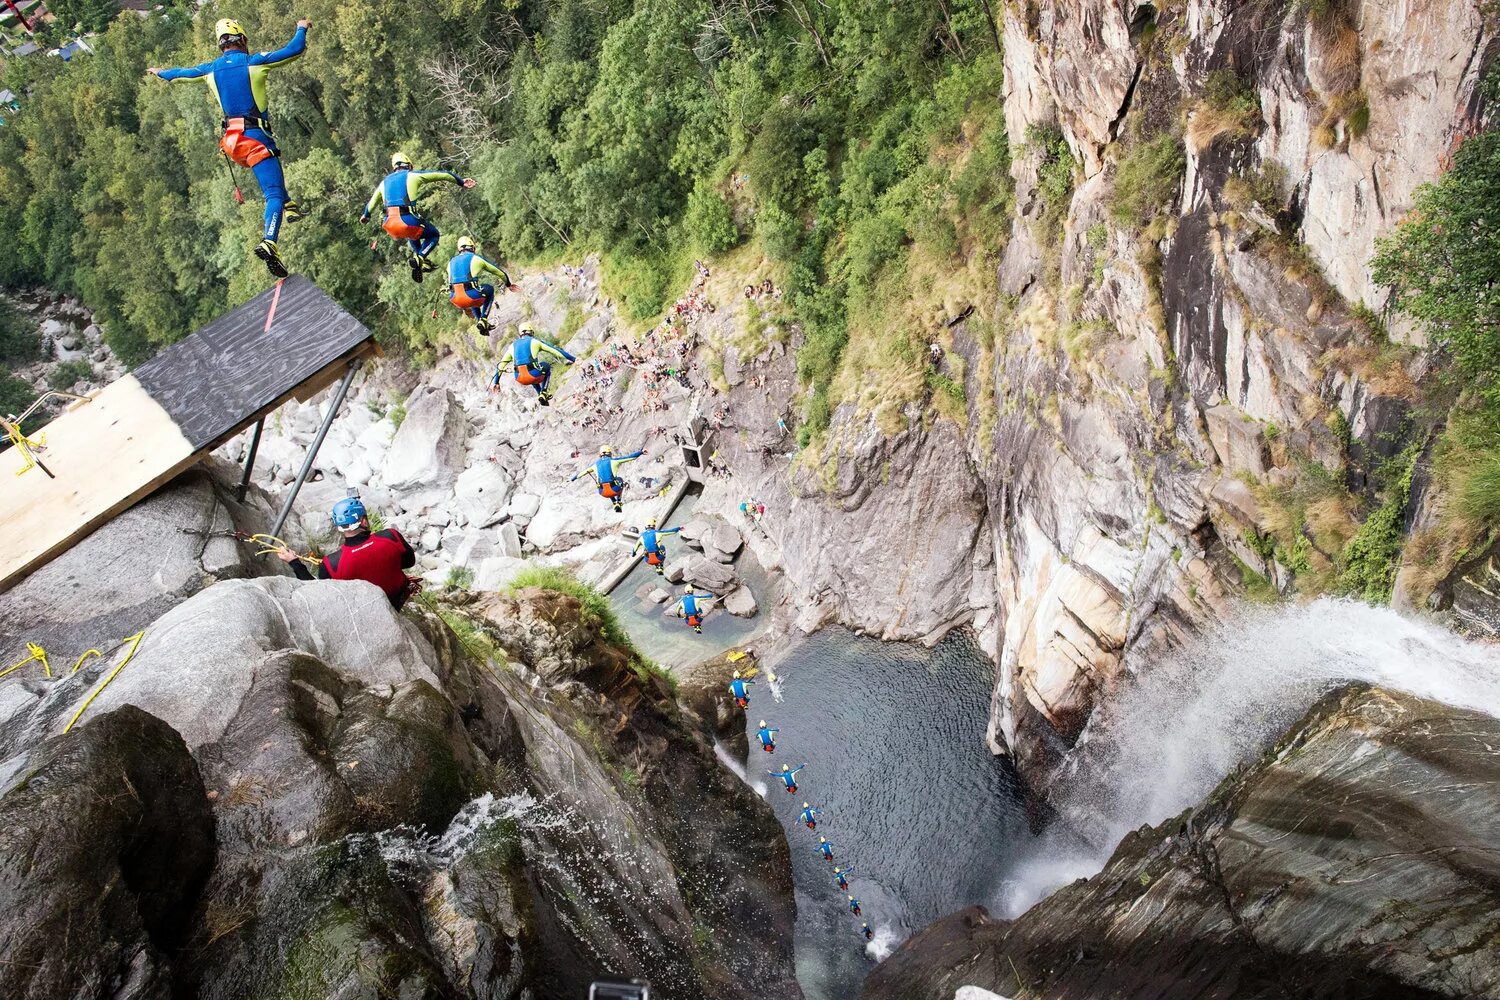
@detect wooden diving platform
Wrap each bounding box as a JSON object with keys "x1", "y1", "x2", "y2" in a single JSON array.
[{"x1": 0, "y1": 276, "x2": 376, "y2": 590}]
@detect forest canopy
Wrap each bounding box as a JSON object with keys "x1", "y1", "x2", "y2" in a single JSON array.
[{"x1": 0, "y1": 0, "x2": 1011, "y2": 438}]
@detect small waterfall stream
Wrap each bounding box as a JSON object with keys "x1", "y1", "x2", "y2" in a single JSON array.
[{"x1": 995, "y1": 598, "x2": 1500, "y2": 915}]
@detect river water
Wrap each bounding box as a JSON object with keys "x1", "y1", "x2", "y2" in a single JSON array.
[{"x1": 751, "y1": 628, "x2": 1026, "y2": 1000}]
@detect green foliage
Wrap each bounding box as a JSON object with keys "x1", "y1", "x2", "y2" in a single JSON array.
[
  {"x1": 2, "y1": 0, "x2": 1013, "y2": 410},
  {"x1": 684, "y1": 180, "x2": 740, "y2": 254},
  {"x1": 0, "y1": 375, "x2": 36, "y2": 418},
  {"x1": 507, "y1": 564, "x2": 639, "y2": 658},
  {"x1": 388, "y1": 393, "x2": 407, "y2": 431},
  {"x1": 0, "y1": 304, "x2": 39, "y2": 365},
  {"x1": 436, "y1": 606, "x2": 503, "y2": 666},
  {"x1": 1112, "y1": 133, "x2": 1185, "y2": 228},
  {"x1": 1337, "y1": 446, "x2": 1419, "y2": 604},
  {"x1": 46, "y1": 359, "x2": 93, "y2": 389},
  {"x1": 1373, "y1": 130, "x2": 1500, "y2": 408},
  {"x1": 1027, "y1": 124, "x2": 1077, "y2": 241},
  {"x1": 445, "y1": 564, "x2": 475, "y2": 590}
]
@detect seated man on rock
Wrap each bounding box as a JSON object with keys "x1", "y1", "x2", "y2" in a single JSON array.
[{"x1": 275, "y1": 495, "x2": 419, "y2": 609}]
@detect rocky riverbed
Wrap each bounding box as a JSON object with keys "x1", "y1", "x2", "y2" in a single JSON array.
[{"x1": 0, "y1": 468, "x2": 800, "y2": 1000}]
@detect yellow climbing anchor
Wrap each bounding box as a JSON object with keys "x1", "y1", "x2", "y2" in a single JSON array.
[{"x1": 2, "y1": 389, "x2": 89, "y2": 479}]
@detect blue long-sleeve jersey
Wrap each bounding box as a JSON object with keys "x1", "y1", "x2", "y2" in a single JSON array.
[
  {"x1": 756, "y1": 725, "x2": 777, "y2": 746},
  {"x1": 572, "y1": 449, "x2": 644, "y2": 486},
  {"x1": 833, "y1": 866, "x2": 855, "y2": 885},
  {"x1": 817, "y1": 840, "x2": 835, "y2": 857},
  {"x1": 769, "y1": 763, "x2": 806, "y2": 788},
  {"x1": 799, "y1": 806, "x2": 820, "y2": 825},
  {"x1": 157, "y1": 27, "x2": 307, "y2": 117},
  {"x1": 677, "y1": 592, "x2": 715, "y2": 617},
  {"x1": 728, "y1": 677, "x2": 754, "y2": 700}
]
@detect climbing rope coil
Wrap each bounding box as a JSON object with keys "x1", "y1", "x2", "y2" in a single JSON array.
[{"x1": 180, "y1": 526, "x2": 320, "y2": 566}]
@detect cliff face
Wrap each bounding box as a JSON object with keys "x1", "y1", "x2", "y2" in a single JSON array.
[
  {"x1": 763, "y1": 0, "x2": 1498, "y2": 785},
  {"x1": 863, "y1": 684, "x2": 1500, "y2": 1000},
  {"x1": 0, "y1": 470, "x2": 801, "y2": 1000}
]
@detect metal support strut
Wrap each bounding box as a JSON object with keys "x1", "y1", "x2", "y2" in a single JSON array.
[
  {"x1": 269, "y1": 359, "x2": 362, "y2": 540},
  {"x1": 236, "y1": 418, "x2": 264, "y2": 502}
]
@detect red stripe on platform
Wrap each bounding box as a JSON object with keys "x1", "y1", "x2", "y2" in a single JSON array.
[{"x1": 263, "y1": 278, "x2": 284, "y2": 333}]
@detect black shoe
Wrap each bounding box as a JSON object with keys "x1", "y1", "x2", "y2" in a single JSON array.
[
  {"x1": 694, "y1": 625, "x2": 702, "y2": 634},
  {"x1": 614, "y1": 504, "x2": 624, "y2": 513},
  {"x1": 408, "y1": 256, "x2": 425, "y2": 283},
  {"x1": 255, "y1": 241, "x2": 288, "y2": 278},
  {"x1": 284, "y1": 201, "x2": 305, "y2": 224},
  {"x1": 537, "y1": 391, "x2": 551, "y2": 406},
  {"x1": 475, "y1": 320, "x2": 491, "y2": 337}
]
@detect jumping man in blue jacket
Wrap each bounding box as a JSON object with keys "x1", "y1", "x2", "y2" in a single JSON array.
[
  {"x1": 728, "y1": 670, "x2": 753, "y2": 707},
  {"x1": 755, "y1": 720, "x2": 778, "y2": 753},
  {"x1": 769, "y1": 762, "x2": 806, "y2": 794},
  {"x1": 634, "y1": 517, "x2": 682, "y2": 575},
  {"x1": 571, "y1": 445, "x2": 644, "y2": 512},
  {"x1": 149, "y1": 17, "x2": 309, "y2": 278},
  {"x1": 447, "y1": 236, "x2": 517, "y2": 337}
]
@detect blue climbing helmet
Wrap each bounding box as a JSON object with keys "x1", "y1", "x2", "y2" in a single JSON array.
[{"x1": 331, "y1": 496, "x2": 367, "y2": 528}]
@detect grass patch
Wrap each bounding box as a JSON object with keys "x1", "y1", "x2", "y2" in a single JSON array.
[
  {"x1": 388, "y1": 392, "x2": 408, "y2": 431},
  {"x1": 437, "y1": 605, "x2": 504, "y2": 666},
  {"x1": 445, "y1": 565, "x2": 475, "y2": 590},
  {"x1": 1187, "y1": 69, "x2": 1261, "y2": 152},
  {"x1": 507, "y1": 565, "x2": 639, "y2": 656},
  {"x1": 1223, "y1": 162, "x2": 1289, "y2": 215},
  {"x1": 1112, "y1": 132, "x2": 1185, "y2": 228}
]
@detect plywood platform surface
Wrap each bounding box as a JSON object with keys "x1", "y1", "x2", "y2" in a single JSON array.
[{"x1": 0, "y1": 376, "x2": 196, "y2": 583}]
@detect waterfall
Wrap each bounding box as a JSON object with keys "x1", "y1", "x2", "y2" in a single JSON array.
[{"x1": 997, "y1": 598, "x2": 1500, "y2": 915}]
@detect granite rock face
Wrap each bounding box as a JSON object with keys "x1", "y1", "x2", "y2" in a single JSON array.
[{"x1": 865, "y1": 685, "x2": 1500, "y2": 1000}]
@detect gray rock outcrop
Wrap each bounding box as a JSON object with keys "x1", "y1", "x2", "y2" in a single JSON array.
[
  {"x1": 382, "y1": 386, "x2": 467, "y2": 490},
  {"x1": 864, "y1": 685, "x2": 1500, "y2": 1000},
  {"x1": 0, "y1": 706, "x2": 214, "y2": 1000}
]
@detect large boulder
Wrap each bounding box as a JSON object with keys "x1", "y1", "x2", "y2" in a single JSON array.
[
  {"x1": 0, "y1": 577, "x2": 444, "y2": 758},
  {"x1": 0, "y1": 706, "x2": 215, "y2": 1000},
  {"x1": 722, "y1": 586, "x2": 758, "y2": 618},
  {"x1": 702, "y1": 523, "x2": 744, "y2": 561},
  {"x1": 681, "y1": 555, "x2": 736, "y2": 594},
  {"x1": 866, "y1": 686, "x2": 1500, "y2": 1000},
  {"x1": 382, "y1": 386, "x2": 467, "y2": 490},
  {"x1": 0, "y1": 466, "x2": 270, "y2": 676},
  {"x1": 455, "y1": 463, "x2": 514, "y2": 529}
]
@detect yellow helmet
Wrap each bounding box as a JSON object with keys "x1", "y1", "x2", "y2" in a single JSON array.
[
  {"x1": 646, "y1": 517, "x2": 658, "y2": 529},
  {"x1": 391, "y1": 151, "x2": 413, "y2": 170},
  {"x1": 518, "y1": 321, "x2": 536, "y2": 336},
  {"x1": 600, "y1": 446, "x2": 613, "y2": 457},
  {"x1": 215, "y1": 18, "x2": 246, "y2": 41},
  {"x1": 456, "y1": 235, "x2": 476, "y2": 252}
]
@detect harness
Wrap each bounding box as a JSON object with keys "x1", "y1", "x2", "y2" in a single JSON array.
[
  {"x1": 219, "y1": 113, "x2": 277, "y2": 168},
  {"x1": 594, "y1": 456, "x2": 622, "y2": 497}
]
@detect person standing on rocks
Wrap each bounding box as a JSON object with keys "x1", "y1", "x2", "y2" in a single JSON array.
[
  {"x1": 446, "y1": 235, "x2": 518, "y2": 337},
  {"x1": 572, "y1": 445, "x2": 644, "y2": 512},
  {"x1": 275, "y1": 495, "x2": 418, "y2": 609},
  {"x1": 672, "y1": 587, "x2": 716, "y2": 633},
  {"x1": 769, "y1": 761, "x2": 806, "y2": 794},
  {"x1": 755, "y1": 720, "x2": 778, "y2": 753},
  {"x1": 148, "y1": 17, "x2": 310, "y2": 279},
  {"x1": 360, "y1": 152, "x2": 474, "y2": 283},
  {"x1": 728, "y1": 670, "x2": 754, "y2": 708},
  {"x1": 634, "y1": 517, "x2": 681, "y2": 574},
  {"x1": 493, "y1": 322, "x2": 575, "y2": 405},
  {"x1": 800, "y1": 802, "x2": 821, "y2": 830}
]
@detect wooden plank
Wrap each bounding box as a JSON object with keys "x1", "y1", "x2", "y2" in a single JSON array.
[
  {"x1": 133, "y1": 275, "x2": 372, "y2": 450},
  {"x1": 0, "y1": 376, "x2": 198, "y2": 589}
]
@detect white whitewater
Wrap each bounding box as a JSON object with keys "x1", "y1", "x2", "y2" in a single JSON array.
[{"x1": 998, "y1": 598, "x2": 1500, "y2": 915}]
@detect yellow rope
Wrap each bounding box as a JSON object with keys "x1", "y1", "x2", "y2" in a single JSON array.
[
  {"x1": 70, "y1": 649, "x2": 103, "y2": 674},
  {"x1": 246, "y1": 533, "x2": 320, "y2": 566},
  {"x1": 1, "y1": 417, "x2": 46, "y2": 477},
  {"x1": 63, "y1": 631, "x2": 145, "y2": 734},
  {"x1": 0, "y1": 642, "x2": 50, "y2": 681}
]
